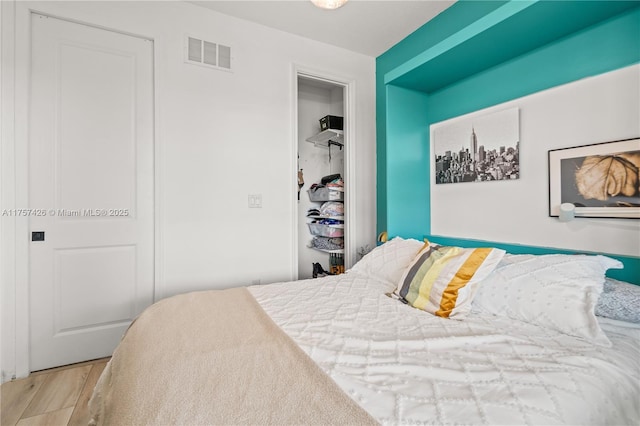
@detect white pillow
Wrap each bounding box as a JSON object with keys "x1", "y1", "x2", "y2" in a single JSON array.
[
  {"x1": 472, "y1": 254, "x2": 623, "y2": 346},
  {"x1": 349, "y1": 237, "x2": 425, "y2": 290}
]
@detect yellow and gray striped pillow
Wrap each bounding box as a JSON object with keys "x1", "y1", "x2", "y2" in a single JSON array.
[{"x1": 396, "y1": 243, "x2": 505, "y2": 318}]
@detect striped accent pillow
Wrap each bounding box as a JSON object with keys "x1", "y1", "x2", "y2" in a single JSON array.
[{"x1": 396, "y1": 243, "x2": 506, "y2": 318}]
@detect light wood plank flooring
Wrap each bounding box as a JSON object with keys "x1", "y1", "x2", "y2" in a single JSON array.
[{"x1": 1, "y1": 358, "x2": 109, "y2": 426}]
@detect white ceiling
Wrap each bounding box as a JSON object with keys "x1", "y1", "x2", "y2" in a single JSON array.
[{"x1": 189, "y1": 1, "x2": 455, "y2": 57}]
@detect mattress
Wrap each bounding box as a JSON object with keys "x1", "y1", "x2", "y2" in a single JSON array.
[{"x1": 249, "y1": 271, "x2": 640, "y2": 425}]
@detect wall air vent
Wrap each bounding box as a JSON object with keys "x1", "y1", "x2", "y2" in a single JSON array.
[{"x1": 185, "y1": 36, "x2": 232, "y2": 71}]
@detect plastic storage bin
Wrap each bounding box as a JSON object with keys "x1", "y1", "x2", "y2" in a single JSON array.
[
  {"x1": 308, "y1": 187, "x2": 344, "y2": 202},
  {"x1": 308, "y1": 223, "x2": 344, "y2": 238}
]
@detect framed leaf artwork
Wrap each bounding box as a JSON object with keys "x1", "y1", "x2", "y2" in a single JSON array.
[{"x1": 548, "y1": 138, "x2": 640, "y2": 219}]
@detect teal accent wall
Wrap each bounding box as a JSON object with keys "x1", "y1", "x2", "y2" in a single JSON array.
[
  {"x1": 376, "y1": 1, "x2": 508, "y2": 235},
  {"x1": 385, "y1": 85, "x2": 430, "y2": 238},
  {"x1": 376, "y1": 1, "x2": 640, "y2": 277}
]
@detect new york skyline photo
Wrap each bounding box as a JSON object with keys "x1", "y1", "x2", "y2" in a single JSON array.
[{"x1": 433, "y1": 107, "x2": 520, "y2": 184}]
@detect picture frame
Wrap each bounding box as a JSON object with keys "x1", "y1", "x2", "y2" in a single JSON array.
[
  {"x1": 548, "y1": 138, "x2": 640, "y2": 219},
  {"x1": 432, "y1": 107, "x2": 520, "y2": 185}
]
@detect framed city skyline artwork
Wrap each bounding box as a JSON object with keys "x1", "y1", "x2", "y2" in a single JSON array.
[
  {"x1": 432, "y1": 107, "x2": 520, "y2": 185},
  {"x1": 549, "y1": 138, "x2": 640, "y2": 219}
]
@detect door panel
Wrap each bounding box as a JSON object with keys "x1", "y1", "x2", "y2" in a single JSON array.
[
  {"x1": 57, "y1": 42, "x2": 137, "y2": 214},
  {"x1": 29, "y1": 13, "x2": 154, "y2": 371},
  {"x1": 55, "y1": 245, "x2": 136, "y2": 333}
]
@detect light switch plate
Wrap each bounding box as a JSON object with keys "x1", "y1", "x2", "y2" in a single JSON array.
[{"x1": 248, "y1": 194, "x2": 262, "y2": 208}]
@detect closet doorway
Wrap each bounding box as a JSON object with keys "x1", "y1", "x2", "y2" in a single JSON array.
[{"x1": 293, "y1": 69, "x2": 354, "y2": 280}]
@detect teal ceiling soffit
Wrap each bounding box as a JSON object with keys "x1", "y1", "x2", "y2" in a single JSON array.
[
  {"x1": 383, "y1": 0, "x2": 536, "y2": 86},
  {"x1": 383, "y1": 0, "x2": 640, "y2": 93}
]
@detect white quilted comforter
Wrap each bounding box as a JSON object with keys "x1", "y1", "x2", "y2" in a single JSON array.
[{"x1": 249, "y1": 272, "x2": 640, "y2": 425}]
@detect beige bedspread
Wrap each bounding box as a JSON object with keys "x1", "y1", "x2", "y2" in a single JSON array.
[{"x1": 89, "y1": 287, "x2": 377, "y2": 425}]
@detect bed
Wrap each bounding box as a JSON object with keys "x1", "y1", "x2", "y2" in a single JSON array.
[{"x1": 89, "y1": 238, "x2": 640, "y2": 425}]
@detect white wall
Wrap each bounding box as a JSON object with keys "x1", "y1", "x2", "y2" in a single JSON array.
[
  {"x1": 431, "y1": 65, "x2": 640, "y2": 257},
  {"x1": 1, "y1": 0, "x2": 375, "y2": 380}
]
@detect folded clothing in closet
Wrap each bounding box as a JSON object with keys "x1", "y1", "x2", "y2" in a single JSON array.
[{"x1": 311, "y1": 237, "x2": 344, "y2": 251}]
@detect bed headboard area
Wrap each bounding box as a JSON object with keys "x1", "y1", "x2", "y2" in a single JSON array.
[{"x1": 426, "y1": 234, "x2": 640, "y2": 285}]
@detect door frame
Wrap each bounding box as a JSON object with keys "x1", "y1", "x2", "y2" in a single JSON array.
[
  {"x1": 290, "y1": 64, "x2": 356, "y2": 280},
  {"x1": 1, "y1": 5, "x2": 160, "y2": 380}
]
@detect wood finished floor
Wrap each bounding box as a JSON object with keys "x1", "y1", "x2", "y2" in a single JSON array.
[{"x1": 1, "y1": 358, "x2": 109, "y2": 426}]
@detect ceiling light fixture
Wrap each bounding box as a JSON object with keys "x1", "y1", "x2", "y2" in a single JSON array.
[{"x1": 311, "y1": 0, "x2": 348, "y2": 10}]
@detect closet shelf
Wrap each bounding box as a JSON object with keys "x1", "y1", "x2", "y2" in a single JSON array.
[{"x1": 306, "y1": 129, "x2": 344, "y2": 148}]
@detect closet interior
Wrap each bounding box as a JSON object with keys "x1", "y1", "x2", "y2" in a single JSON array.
[{"x1": 297, "y1": 76, "x2": 346, "y2": 280}]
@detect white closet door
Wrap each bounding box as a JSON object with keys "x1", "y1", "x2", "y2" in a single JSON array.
[{"x1": 29, "y1": 13, "x2": 154, "y2": 371}]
